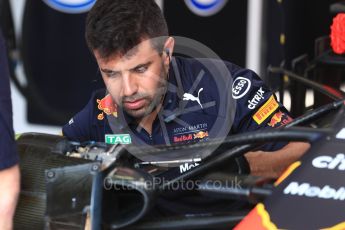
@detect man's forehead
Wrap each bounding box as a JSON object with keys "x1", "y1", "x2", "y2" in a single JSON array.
[
  {"x1": 95, "y1": 39, "x2": 157, "y2": 59},
  {"x1": 95, "y1": 41, "x2": 159, "y2": 70}
]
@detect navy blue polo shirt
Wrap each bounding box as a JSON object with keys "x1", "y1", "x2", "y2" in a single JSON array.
[
  {"x1": 0, "y1": 29, "x2": 19, "y2": 170},
  {"x1": 63, "y1": 56, "x2": 291, "y2": 153}
]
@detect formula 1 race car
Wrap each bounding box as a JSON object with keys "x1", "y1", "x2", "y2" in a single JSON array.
[{"x1": 13, "y1": 69, "x2": 345, "y2": 230}]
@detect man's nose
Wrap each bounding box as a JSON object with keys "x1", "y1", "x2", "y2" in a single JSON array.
[{"x1": 122, "y1": 73, "x2": 138, "y2": 96}]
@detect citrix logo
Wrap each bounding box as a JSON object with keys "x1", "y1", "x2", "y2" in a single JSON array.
[
  {"x1": 312, "y1": 153, "x2": 345, "y2": 170},
  {"x1": 248, "y1": 87, "x2": 265, "y2": 110}
]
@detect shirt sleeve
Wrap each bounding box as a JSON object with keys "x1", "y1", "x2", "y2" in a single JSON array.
[
  {"x1": 0, "y1": 29, "x2": 19, "y2": 169},
  {"x1": 62, "y1": 93, "x2": 96, "y2": 142},
  {"x1": 231, "y1": 68, "x2": 292, "y2": 151},
  {"x1": 62, "y1": 89, "x2": 109, "y2": 143}
]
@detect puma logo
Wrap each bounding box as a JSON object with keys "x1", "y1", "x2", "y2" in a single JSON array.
[{"x1": 183, "y1": 88, "x2": 204, "y2": 109}]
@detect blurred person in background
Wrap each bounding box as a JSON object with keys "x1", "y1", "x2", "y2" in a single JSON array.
[{"x1": 0, "y1": 28, "x2": 20, "y2": 230}]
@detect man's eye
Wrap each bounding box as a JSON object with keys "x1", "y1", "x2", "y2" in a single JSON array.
[
  {"x1": 106, "y1": 72, "x2": 120, "y2": 78},
  {"x1": 135, "y1": 66, "x2": 148, "y2": 73}
]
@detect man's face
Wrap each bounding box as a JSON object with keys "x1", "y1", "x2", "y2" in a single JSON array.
[{"x1": 94, "y1": 40, "x2": 168, "y2": 120}]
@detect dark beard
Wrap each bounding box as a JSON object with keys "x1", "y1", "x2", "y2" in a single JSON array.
[{"x1": 120, "y1": 66, "x2": 168, "y2": 119}]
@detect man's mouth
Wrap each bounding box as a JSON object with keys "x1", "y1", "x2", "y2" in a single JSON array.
[{"x1": 123, "y1": 98, "x2": 146, "y2": 110}]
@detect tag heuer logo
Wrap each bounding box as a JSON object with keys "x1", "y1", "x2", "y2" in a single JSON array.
[{"x1": 105, "y1": 134, "x2": 132, "y2": 145}]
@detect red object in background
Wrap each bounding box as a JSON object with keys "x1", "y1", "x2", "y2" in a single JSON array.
[{"x1": 330, "y1": 13, "x2": 345, "y2": 55}]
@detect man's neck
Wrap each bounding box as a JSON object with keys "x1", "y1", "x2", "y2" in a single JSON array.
[{"x1": 137, "y1": 104, "x2": 162, "y2": 135}]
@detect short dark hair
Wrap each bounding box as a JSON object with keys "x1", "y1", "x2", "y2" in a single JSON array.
[{"x1": 85, "y1": 0, "x2": 169, "y2": 59}]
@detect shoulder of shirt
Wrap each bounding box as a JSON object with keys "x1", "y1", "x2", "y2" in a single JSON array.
[
  {"x1": 91, "y1": 88, "x2": 108, "y2": 100},
  {"x1": 82, "y1": 89, "x2": 106, "y2": 111},
  {"x1": 88, "y1": 88, "x2": 108, "y2": 124},
  {"x1": 173, "y1": 56, "x2": 253, "y2": 79}
]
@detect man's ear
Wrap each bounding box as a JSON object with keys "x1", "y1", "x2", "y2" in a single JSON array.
[{"x1": 163, "y1": 36, "x2": 175, "y2": 60}]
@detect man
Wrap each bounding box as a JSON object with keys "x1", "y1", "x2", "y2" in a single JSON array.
[
  {"x1": 63, "y1": 0, "x2": 309, "y2": 179},
  {"x1": 0, "y1": 28, "x2": 20, "y2": 230}
]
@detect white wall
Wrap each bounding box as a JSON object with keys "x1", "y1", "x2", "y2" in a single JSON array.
[{"x1": 246, "y1": 0, "x2": 263, "y2": 75}]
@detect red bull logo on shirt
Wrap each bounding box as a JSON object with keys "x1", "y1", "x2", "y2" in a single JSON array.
[
  {"x1": 97, "y1": 94, "x2": 118, "y2": 120},
  {"x1": 173, "y1": 131, "x2": 209, "y2": 143},
  {"x1": 193, "y1": 131, "x2": 209, "y2": 139},
  {"x1": 268, "y1": 111, "x2": 284, "y2": 127},
  {"x1": 268, "y1": 111, "x2": 292, "y2": 128},
  {"x1": 174, "y1": 134, "x2": 193, "y2": 143}
]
